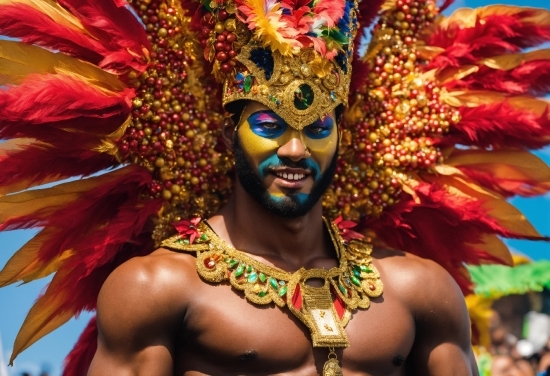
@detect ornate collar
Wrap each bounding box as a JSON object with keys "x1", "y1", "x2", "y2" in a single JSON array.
[{"x1": 162, "y1": 218, "x2": 383, "y2": 351}]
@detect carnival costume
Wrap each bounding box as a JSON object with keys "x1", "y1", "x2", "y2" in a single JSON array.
[{"x1": 0, "y1": 0, "x2": 550, "y2": 372}]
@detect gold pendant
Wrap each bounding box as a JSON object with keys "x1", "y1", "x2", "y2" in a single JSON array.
[
  {"x1": 301, "y1": 283, "x2": 350, "y2": 348},
  {"x1": 323, "y1": 348, "x2": 343, "y2": 376}
]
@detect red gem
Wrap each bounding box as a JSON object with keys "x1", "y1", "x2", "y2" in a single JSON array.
[{"x1": 369, "y1": 283, "x2": 376, "y2": 291}]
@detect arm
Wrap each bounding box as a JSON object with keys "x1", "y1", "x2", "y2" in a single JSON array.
[
  {"x1": 88, "y1": 251, "x2": 188, "y2": 376},
  {"x1": 405, "y1": 260, "x2": 479, "y2": 376}
]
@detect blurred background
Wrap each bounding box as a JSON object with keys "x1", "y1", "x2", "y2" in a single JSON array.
[{"x1": 0, "y1": 0, "x2": 549, "y2": 375}]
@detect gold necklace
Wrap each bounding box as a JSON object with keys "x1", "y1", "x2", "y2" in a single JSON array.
[{"x1": 162, "y1": 218, "x2": 383, "y2": 375}]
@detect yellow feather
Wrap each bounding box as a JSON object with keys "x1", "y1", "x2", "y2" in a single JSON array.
[
  {"x1": 423, "y1": 169, "x2": 543, "y2": 240},
  {"x1": 480, "y1": 49, "x2": 550, "y2": 71},
  {"x1": 440, "y1": 89, "x2": 550, "y2": 117},
  {"x1": 9, "y1": 276, "x2": 74, "y2": 364},
  {"x1": 0, "y1": 40, "x2": 125, "y2": 91},
  {"x1": 440, "y1": 5, "x2": 550, "y2": 29},
  {"x1": 0, "y1": 228, "x2": 73, "y2": 287},
  {"x1": 0, "y1": 0, "x2": 87, "y2": 34}
]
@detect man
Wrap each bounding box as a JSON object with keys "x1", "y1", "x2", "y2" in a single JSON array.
[{"x1": 88, "y1": 102, "x2": 478, "y2": 375}]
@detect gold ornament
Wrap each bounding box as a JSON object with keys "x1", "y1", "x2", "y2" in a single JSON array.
[{"x1": 162, "y1": 218, "x2": 384, "y2": 348}]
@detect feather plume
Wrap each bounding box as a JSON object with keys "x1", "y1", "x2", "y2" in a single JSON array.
[
  {"x1": 445, "y1": 149, "x2": 550, "y2": 197},
  {"x1": 62, "y1": 317, "x2": 98, "y2": 376},
  {"x1": 0, "y1": 40, "x2": 125, "y2": 90},
  {"x1": 0, "y1": 4, "x2": 105, "y2": 64}
]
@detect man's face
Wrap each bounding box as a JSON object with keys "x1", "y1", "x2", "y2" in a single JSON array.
[{"x1": 233, "y1": 102, "x2": 339, "y2": 218}]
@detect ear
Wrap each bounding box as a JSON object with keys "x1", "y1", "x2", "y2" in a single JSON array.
[{"x1": 222, "y1": 117, "x2": 236, "y2": 152}]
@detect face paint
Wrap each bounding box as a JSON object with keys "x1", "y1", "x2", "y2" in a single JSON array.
[
  {"x1": 234, "y1": 107, "x2": 338, "y2": 217},
  {"x1": 234, "y1": 134, "x2": 338, "y2": 218}
]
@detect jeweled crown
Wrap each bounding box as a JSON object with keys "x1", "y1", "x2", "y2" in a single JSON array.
[{"x1": 194, "y1": 0, "x2": 359, "y2": 129}]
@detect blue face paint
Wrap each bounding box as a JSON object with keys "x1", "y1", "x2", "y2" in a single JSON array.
[
  {"x1": 303, "y1": 116, "x2": 335, "y2": 140},
  {"x1": 248, "y1": 111, "x2": 288, "y2": 139}
]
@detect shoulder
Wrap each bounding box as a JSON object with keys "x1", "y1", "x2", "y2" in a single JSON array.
[
  {"x1": 96, "y1": 248, "x2": 200, "y2": 339},
  {"x1": 372, "y1": 248, "x2": 466, "y2": 319}
]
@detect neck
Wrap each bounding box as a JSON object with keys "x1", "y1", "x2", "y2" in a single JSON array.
[{"x1": 208, "y1": 183, "x2": 331, "y2": 269}]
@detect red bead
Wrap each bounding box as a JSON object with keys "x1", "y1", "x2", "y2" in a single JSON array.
[
  {"x1": 218, "y1": 10, "x2": 228, "y2": 21},
  {"x1": 226, "y1": 33, "x2": 236, "y2": 42},
  {"x1": 216, "y1": 51, "x2": 228, "y2": 61}
]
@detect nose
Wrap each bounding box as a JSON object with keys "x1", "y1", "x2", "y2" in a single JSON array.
[{"x1": 277, "y1": 136, "x2": 309, "y2": 162}]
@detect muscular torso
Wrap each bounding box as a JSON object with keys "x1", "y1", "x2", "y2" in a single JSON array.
[
  {"x1": 89, "y1": 245, "x2": 476, "y2": 376},
  {"x1": 153, "y1": 248, "x2": 416, "y2": 376}
]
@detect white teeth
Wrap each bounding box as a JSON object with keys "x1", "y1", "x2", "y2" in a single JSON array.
[{"x1": 275, "y1": 172, "x2": 305, "y2": 180}]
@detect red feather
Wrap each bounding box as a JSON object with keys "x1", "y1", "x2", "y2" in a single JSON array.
[
  {"x1": 0, "y1": 144, "x2": 115, "y2": 194},
  {"x1": 0, "y1": 4, "x2": 105, "y2": 64},
  {"x1": 440, "y1": 104, "x2": 550, "y2": 149},
  {"x1": 0, "y1": 74, "x2": 133, "y2": 125},
  {"x1": 445, "y1": 61, "x2": 550, "y2": 96},
  {"x1": 365, "y1": 183, "x2": 519, "y2": 293},
  {"x1": 62, "y1": 317, "x2": 98, "y2": 376},
  {"x1": 57, "y1": 0, "x2": 150, "y2": 72},
  {"x1": 426, "y1": 13, "x2": 550, "y2": 70},
  {"x1": 459, "y1": 167, "x2": 550, "y2": 198}
]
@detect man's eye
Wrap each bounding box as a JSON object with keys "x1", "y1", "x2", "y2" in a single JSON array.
[
  {"x1": 308, "y1": 126, "x2": 325, "y2": 134},
  {"x1": 261, "y1": 123, "x2": 281, "y2": 130},
  {"x1": 305, "y1": 124, "x2": 332, "y2": 139}
]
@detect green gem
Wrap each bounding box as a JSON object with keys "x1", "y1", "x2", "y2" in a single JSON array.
[
  {"x1": 235, "y1": 264, "x2": 245, "y2": 277},
  {"x1": 228, "y1": 259, "x2": 239, "y2": 268},
  {"x1": 259, "y1": 273, "x2": 267, "y2": 283},
  {"x1": 352, "y1": 267, "x2": 362, "y2": 279},
  {"x1": 350, "y1": 275, "x2": 361, "y2": 286},
  {"x1": 258, "y1": 291, "x2": 267, "y2": 297},
  {"x1": 200, "y1": 233, "x2": 208, "y2": 241},
  {"x1": 176, "y1": 238, "x2": 184, "y2": 244},
  {"x1": 359, "y1": 265, "x2": 373, "y2": 273},
  {"x1": 243, "y1": 75, "x2": 253, "y2": 93},
  {"x1": 248, "y1": 272, "x2": 258, "y2": 283},
  {"x1": 278, "y1": 285, "x2": 288, "y2": 297},
  {"x1": 247, "y1": 265, "x2": 253, "y2": 273},
  {"x1": 269, "y1": 277, "x2": 279, "y2": 290},
  {"x1": 339, "y1": 283, "x2": 348, "y2": 295},
  {"x1": 183, "y1": 239, "x2": 189, "y2": 245},
  {"x1": 293, "y1": 84, "x2": 314, "y2": 110}
]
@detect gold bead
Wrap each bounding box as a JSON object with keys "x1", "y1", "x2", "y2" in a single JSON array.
[
  {"x1": 214, "y1": 22, "x2": 225, "y2": 33},
  {"x1": 162, "y1": 190, "x2": 172, "y2": 200},
  {"x1": 157, "y1": 28, "x2": 168, "y2": 37},
  {"x1": 155, "y1": 158, "x2": 165, "y2": 167}
]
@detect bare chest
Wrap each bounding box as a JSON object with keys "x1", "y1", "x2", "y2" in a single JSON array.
[{"x1": 176, "y1": 281, "x2": 415, "y2": 376}]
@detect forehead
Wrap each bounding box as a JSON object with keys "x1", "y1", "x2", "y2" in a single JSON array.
[{"x1": 239, "y1": 101, "x2": 337, "y2": 128}]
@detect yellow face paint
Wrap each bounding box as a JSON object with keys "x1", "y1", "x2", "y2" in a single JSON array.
[{"x1": 237, "y1": 108, "x2": 338, "y2": 177}]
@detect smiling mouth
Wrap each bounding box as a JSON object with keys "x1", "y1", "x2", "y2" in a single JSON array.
[{"x1": 275, "y1": 172, "x2": 306, "y2": 180}]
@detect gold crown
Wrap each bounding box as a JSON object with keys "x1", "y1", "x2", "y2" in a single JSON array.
[{"x1": 198, "y1": 0, "x2": 359, "y2": 128}]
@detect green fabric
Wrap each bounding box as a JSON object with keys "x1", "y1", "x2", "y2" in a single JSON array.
[{"x1": 468, "y1": 261, "x2": 550, "y2": 299}]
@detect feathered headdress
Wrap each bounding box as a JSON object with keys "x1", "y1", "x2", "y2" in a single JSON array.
[{"x1": 0, "y1": 0, "x2": 549, "y2": 373}]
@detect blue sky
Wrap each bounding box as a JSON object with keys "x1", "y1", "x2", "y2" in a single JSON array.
[{"x1": 1, "y1": 0, "x2": 550, "y2": 374}]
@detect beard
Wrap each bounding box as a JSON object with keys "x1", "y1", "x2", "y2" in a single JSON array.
[{"x1": 233, "y1": 134, "x2": 338, "y2": 218}]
